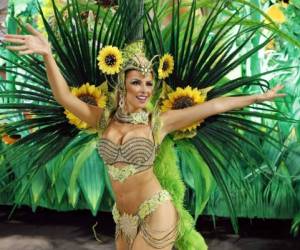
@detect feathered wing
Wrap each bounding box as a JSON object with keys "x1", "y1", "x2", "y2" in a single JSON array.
[
  {"x1": 0, "y1": 0, "x2": 128, "y2": 216},
  {"x1": 153, "y1": 136, "x2": 208, "y2": 250},
  {"x1": 146, "y1": 0, "x2": 294, "y2": 233}
]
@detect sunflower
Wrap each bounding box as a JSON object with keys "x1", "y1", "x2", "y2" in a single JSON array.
[
  {"x1": 265, "y1": 2, "x2": 288, "y2": 24},
  {"x1": 97, "y1": 46, "x2": 123, "y2": 75},
  {"x1": 64, "y1": 83, "x2": 107, "y2": 130},
  {"x1": 161, "y1": 86, "x2": 209, "y2": 135},
  {"x1": 264, "y1": 2, "x2": 289, "y2": 50},
  {"x1": 158, "y1": 54, "x2": 174, "y2": 79}
]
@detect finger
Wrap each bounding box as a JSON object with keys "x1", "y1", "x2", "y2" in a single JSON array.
[
  {"x1": 3, "y1": 34, "x2": 28, "y2": 39},
  {"x1": 274, "y1": 84, "x2": 284, "y2": 90},
  {"x1": 6, "y1": 45, "x2": 27, "y2": 51},
  {"x1": 276, "y1": 93, "x2": 287, "y2": 97},
  {"x1": 270, "y1": 86, "x2": 279, "y2": 91},
  {"x1": 269, "y1": 86, "x2": 283, "y2": 93},
  {"x1": 19, "y1": 50, "x2": 33, "y2": 55},
  {"x1": 3, "y1": 38, "x2": 26, "y2": 44},
  {"x1": 25, "y1": 23, "x2": 41, "y2": 37}
]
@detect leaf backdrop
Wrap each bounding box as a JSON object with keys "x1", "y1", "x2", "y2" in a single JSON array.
[{"x1": 0, "y1": 0, "x2": 299, "y2": 234}]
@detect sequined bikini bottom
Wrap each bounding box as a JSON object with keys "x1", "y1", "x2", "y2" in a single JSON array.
[{"x1": 112, "y1": 189, "x2": 178, "y2": 249}]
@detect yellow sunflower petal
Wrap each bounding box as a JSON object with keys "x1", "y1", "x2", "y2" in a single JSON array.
[
  {"x1": 158, "y1": 54, "x2": 174, "y2": 79},
  {"x1": 265, "y1": 3, "x2": 287, "y2": 24},
  {"x1": 71, "y1": 88, "x2": 78, "y2": 95},
  {"x1": 97, "y1": 46, "x2": 123, "y2": 75},
  {"x1": 161, "y1": 85, "x2": 210, "y2": 134},
  {"x1": 64, "y1": 82, "x2": 107, "y2": 130},
  {"x1": 88, "y1": 85, "x2": 96, "y2": 95}
]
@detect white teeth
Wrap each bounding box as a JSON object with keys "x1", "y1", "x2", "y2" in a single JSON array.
[{"x1": 137, "y1": 96, "x2": 147, "y2": 100}]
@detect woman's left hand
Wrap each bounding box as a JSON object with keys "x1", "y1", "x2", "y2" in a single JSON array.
[{"x1": 255, "y1": 84, "x2": 286, "y2": 103}]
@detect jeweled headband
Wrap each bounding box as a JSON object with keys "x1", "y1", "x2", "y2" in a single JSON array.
[{"x1": 97, "y1": 40, "x2": 175, "y2": 90}]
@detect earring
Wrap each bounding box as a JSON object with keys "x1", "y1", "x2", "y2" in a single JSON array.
[{"x1": 119, "y1": 92, "x2": 125, "y2": 110}]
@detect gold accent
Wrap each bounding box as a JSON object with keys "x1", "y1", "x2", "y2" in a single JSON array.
[
  {"x1": 107, "y1": 164, "x2": 137, "y2": 182},
  {"x1": 112, "y1": 190, "x2": 175, "y2": 249},
  {"x1": 122, "y1": 40, "x2": 153, "y2": 75},
  {"x1": 114, "y1": 107, "x2": 149, "y2": 125}
]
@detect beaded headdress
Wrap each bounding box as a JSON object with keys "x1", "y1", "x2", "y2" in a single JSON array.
[
  {"x1": 97, "y1": 40, "x2": 174, "y2": 91},
  {"x1": 96, "y1": 0, "x2": 174, "y2": 92},
  {"x1": 96, "y1": 40, "x2": 162, "y2": 125},
  {"x1": 96, "y1": 0, "x2": 174, "y2": 131}
]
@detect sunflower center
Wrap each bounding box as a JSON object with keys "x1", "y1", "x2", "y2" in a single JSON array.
[
  {"x1": 162, "y1": 61, "x2": 169, "y2": 71},
  {"x1": 79, "y1": 94, "x2": 97, "y2": 106},
  {"x1": 105, "y1": 54, "x2": 117, "y2": 66},
  {"x1": 172, "y1": 96, "x2": 194, "y2": 109}
]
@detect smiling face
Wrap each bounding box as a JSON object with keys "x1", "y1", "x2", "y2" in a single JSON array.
[{"x1": 124, "y1": 70, "x2": 154, "y2": 113}]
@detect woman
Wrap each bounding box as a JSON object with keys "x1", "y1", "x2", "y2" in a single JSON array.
[{"x1": 3, "y1": 24, "x2": 286, "y2": 250}]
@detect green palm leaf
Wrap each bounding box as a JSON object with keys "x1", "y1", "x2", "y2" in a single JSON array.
[
  {"x1": 176, "y1": 140, "x2": 215, "y2": 219},
  {"x1": 144, "y1": 0, "x2": 297, "y2": 232},
  {"x1": 0, "y1": 0, "x2": 133, "y2": 212},
  {"x1": 78, "y1": 150, "x2": 106, "y2": 216}
]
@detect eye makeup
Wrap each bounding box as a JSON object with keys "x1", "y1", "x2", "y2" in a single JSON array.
[
  {"x1": 146, "y1": 81, "x2": 153, "y2": 87},
  {"x1": 130, "y1": 79, "x2": 141, "y2": 85}
]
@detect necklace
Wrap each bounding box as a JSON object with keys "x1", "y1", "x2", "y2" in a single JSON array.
[{"x1": 114, "y1": 107, "x2": 149, "y2": 125}]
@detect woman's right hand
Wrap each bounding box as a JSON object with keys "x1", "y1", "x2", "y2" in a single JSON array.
[{"x1": 3, "y1": 23, "x2": 51, "y2": 56}]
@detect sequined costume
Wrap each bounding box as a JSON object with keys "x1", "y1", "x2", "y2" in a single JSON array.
[
  {"x1": 112, "y1": 190, "x2": 177, "y2": 249},
  {"x1": 99, "y1": 137, "x2": 155, "y2": 182},
  {"x1": 97, "y1": 110, "x2": 179, "y2": 249}
]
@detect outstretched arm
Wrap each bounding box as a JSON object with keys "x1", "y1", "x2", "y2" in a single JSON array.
[
  {"x1": 160, "y1": 85, "x2": 286, "y2": 140},
  {"x1": 4, "y1": 24, "x2": 102, "y2": 128}
]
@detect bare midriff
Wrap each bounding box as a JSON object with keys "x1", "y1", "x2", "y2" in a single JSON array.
[{"x1": 110, "y1": 166, "x2": 163, "y2": 214}]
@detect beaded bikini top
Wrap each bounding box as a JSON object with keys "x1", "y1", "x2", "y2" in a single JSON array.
[
  {"x1": 97, "y1": 109, "x2": 162, "y2": 182},
  {"x1": 99, "y1": 137, "x2": 155, "y2": 165},
  {"x1": 97, "y1": 136, "x2": 156, "y2": 182}
]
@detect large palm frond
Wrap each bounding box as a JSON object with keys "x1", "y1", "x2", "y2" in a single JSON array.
[
  {"x1": 0, "y1": 0, "x2": 129, "y2": 215},
  {"x1": 145, "y1": 0, "x2": 296, "y2": 232}
]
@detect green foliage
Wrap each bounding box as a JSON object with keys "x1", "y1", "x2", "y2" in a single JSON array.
[
  {"x1": 0, "y1": 1, "x2": 299, "y2": 238},
  {"x1": 152, "y1": 1, "x2": 300, "y2": 235},
  {"x1": 145, "y1": 0, "x2": 297, "y2": 232},
  {"x1": 176, "y1": 140, "x2": 215, "y2": 219},
  {"x1": 154, "y1": 136, "x2": 208, "y2": 250},
  {"x1": 0, "y1": 0, "x2": 129, "y2": 215}
]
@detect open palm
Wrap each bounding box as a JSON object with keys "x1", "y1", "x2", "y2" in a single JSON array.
[{"x1": 4, "y1": 24, "x2": 51, "y2": 56}]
